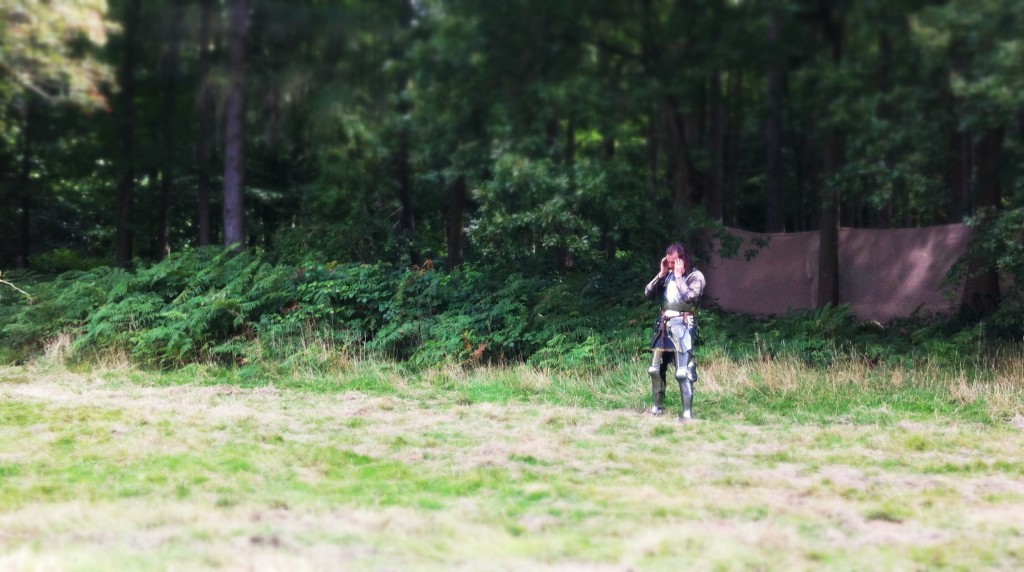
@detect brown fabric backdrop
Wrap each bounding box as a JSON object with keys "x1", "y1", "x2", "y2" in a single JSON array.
[{"x1": 703, "y1": 224, "x2": 972, "y2": 322}]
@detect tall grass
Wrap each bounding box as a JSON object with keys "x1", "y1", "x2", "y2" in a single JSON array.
[{"x1": 46, "y1": 330, "x2": 1022, "y2": 427}]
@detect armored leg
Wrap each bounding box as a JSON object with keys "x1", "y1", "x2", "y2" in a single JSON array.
[
  {"x1": 647, "y1": 351, "x2": 669, "y2": 414},
  {"x1": 668, "y1": 317, "x2": 698, "y2": 419},
  {"x1": 677, "y1": 375, "x2": 694, "y2": 419}
]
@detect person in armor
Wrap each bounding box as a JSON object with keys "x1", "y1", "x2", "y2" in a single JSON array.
[{"x1": 644, "y1": 243, "x2": 706, "y2": 420}]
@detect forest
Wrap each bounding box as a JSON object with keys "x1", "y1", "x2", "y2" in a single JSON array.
[
  {"x1": 4, "y1": 2, "x2": 1024, "y2": 569},
  {"x1": 1, "y1": 0, "x2": 1023, "y2": 365}
]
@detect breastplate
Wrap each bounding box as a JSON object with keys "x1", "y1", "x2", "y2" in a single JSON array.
[{"x1": 663, "y1": 277, "x2": 693, "y2": 312}]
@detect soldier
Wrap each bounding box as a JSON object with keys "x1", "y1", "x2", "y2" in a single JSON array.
[{"x1": 644, "y1": 243, "x2": 706, "y2": 420}]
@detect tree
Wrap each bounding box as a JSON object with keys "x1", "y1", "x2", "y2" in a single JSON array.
[
  {"x1": 14, "y1": 102, "x2": 34, "y2": 268},
  {"x1": 114, "y1": 0, "x2": 141, "y2": 268},
  {"x1": 1, "y1": 0, "x2": 1022, "y2": 331},
  {"x1": 1, "y1": 0, "x2": 114, "y2": 269},
  {"x1": 222, "y1": 0, "x2": 250, "y2": 249},
  {"x1": 764, "y1": 7, "x2": 786, "y2": 233},
  {"x1": 808, "y1": 0, "x2": 847, "y2": 308},
  {"x1": 916, "y1": 0, "x2": 1024, "y2": 317},
  {"x1": 156, "y1": 0, "x2": 184, "y2": 259},
  {"x1": 195, "y1": 0, "x2": 217, "y2": 247}
]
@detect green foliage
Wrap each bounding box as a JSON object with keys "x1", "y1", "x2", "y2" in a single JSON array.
[
  {"x1": 698, "y1": 303, "x2": 1003, "y2": 369},
  {"x1": 85, "y1": 248, "x2": 291, "y2": 365},
  {"x1": 0, "y1": 269, "x2": 33, "y2": 302},
  {"x1": 0, "y1": 266, "x2": 128, "y2": 358},
  {"x1": 955, "y1": 207, "x2": 1024, "y2": 335},
  {"x1": 263, "y1": 260, "x2": 643, "y2": 368},
  {"x1": 29, "y1": 248, "x2": 111, "y2": 274},
  {"x1": 271, "y1": 223, "x2": 389, "y2": 265},
  {"x1": 0, "y1": 0, "x2": 115, "y2": 109},
  {"x1": 1, "y1": 247, "x2": 1014, "y2": 371},
  {"x1": 471, "y1": 155, "x2": 653, "y2": 269},
  {"x1": 0, "y1": 248, "x2": 639, "y2": 368},
  {"x1": 0, "y1": 248, "x2": 290, "y2": 366},
  {"x1": 915, "y1": 0, "x2": 1024, "y2": 130},
  {"x1": 259, "y1": 261, "x2": 399, "y2": 355}
]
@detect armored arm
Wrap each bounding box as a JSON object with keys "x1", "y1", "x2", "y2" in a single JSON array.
[
  {"x1": 645, "y1": 275, "x2": 664, "y2": 299},
  {"x1": 678, "y1": 270, "x2": 706, "y2": 304}
]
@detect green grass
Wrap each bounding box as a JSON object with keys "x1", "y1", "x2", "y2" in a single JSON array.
[{"x1": 1, "y1": 356, "x2": 1023, "y2": 570}]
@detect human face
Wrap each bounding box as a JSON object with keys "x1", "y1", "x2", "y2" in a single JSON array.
[{"x1": 664, "y1": 249, "x2": 685, "y2": 274}]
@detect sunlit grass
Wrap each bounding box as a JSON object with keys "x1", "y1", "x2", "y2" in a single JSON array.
[{"x1": 2, "y1": 355, "x2": 1023, "y2": 569}]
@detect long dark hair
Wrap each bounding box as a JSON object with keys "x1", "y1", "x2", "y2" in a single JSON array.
[{"x1": 666, "y1": 242, "x2": 693, "y2": 274}]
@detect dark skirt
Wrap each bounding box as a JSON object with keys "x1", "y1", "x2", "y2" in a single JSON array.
[
  {"x1": 650, "y1": 314, "x2": 698, "y2": 350},
  {"x1": 650, "y1": 315, "x2": 675, "y2": 350}
]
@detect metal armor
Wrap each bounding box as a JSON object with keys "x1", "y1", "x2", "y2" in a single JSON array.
[{"x1": 648, "y1": 313, "x2": 697, "y2": 419}]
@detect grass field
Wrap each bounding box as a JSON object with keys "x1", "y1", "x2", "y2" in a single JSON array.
[{"x1": 1, "y1": 353, "x2": 1023, "y2": 571}]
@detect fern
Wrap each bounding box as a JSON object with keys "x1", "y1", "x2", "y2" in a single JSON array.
[
  {"x1": 2, "y1": 248, "x2": 1004, "y2": 371},
  {"x1": 1, "y1": 267, "x2": 130, "y2": 355}
]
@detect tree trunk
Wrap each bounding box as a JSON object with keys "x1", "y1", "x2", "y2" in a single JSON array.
[
  {"x1": 765, "y1": 9, "x2": 785, "y2": 232},
  {"x1": 197, "y1": 0, "x2": 215, "y2": 246},
  {"x1": 391, "y1": 128, "x2": 417, "y2": 256},
  {"x1": 725, "y1": 71, "x2": 743, "y2": 227},
  {"x1": 158, "y1": 0, "x2": 184, "y2": 259},
  {"x1": 973, "y1": 126, "x2": 1004, "y2": 225},
  {"x1": 817, "y1": 2, "x2": 844, "y2": 308},
  {"x1": 0, "y1": 152, "x2": 10, "y2": 268},
  {"x1": 817, "y1": 134, "x2": 842, "y2": 308},
  {"x1": 223, "y1": 0, "x2": 250, "y2": 250},
  {"x1": 788, "y1": 107, "x2": 809, "y2": 231},
  {"x1": 960, "y1": 127, "x2": 1004, "y2": 318},
  {"x1": 600, "y1": 123, "x2": 617, "y2": 260},
  {"x1": 391, "y1": 0, "x2": 418, "y2": 263},
  {"x1": 16, "y1": 105, "x2": 33, "y2": 269},
  {"x1": 647, "y1": 102, "x2": 659, "y2": 190},
  {"x1": 686, "y1": 108, "x2": 706, "y2": 208},
  {"x1": 663, "y1": 100, "x2": 699, "y2": 214},
  {"x1": 115, "y1": 0, "x2": 141, "y2": 268},
  {"x1": 447, "y1": 176, "x2": 467, "y2": 268},
  {"x1": 946, "y1": 129, "x2": 971, "y2": 223},
  {"x1": 601, "y1": 229, "x2": 616, "y2": 261},
  {"x1": 707, "y1": 67, "x2": 725, "y2": 223}
]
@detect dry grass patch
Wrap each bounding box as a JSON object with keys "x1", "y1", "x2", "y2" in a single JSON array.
[{"x1": 950, "y1": 366, "x2": 1024, "y2": 420}]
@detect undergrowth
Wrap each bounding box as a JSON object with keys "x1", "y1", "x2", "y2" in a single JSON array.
[{"x1": 0, "y1": 246, "x2": 1019, "y2": 373}]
